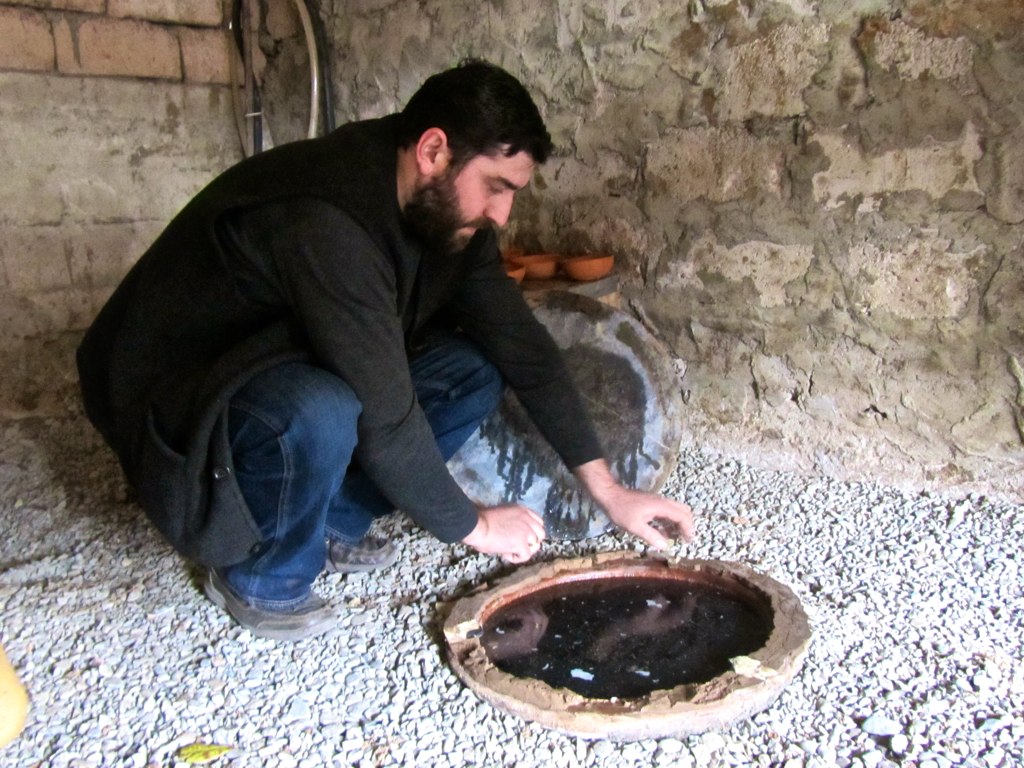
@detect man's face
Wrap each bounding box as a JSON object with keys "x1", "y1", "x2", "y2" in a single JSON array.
[{"x1": 404, "y1": 150, "x2": 535, "y2": 255}]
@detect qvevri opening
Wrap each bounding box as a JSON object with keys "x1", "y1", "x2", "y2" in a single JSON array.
[
  {"x1": 444, "y1": 553, "x2": 811, "y2": 740},
  {"x1": 479, "y1": 572, "x2": 773, "y2": 699}
]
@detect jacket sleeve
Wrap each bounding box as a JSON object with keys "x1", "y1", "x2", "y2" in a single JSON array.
[
  {"x1": 447, "y1": 231, "x2": 604, "y2": 469},
  {"x1": 230, "y1": 199, "x2": 479, "y2": 542}
]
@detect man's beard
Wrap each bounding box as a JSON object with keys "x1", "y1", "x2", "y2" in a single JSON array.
[{"x1": 403, "y1": 171, "x2": 487, "y2": 255}]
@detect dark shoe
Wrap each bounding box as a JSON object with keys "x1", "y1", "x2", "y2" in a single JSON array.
[
  {"x1": 324, "y1": 535, "x2": 399, "y2": 573},
  {"x1": 203, "y1": 569, "x2": 339, "y2": 641}
]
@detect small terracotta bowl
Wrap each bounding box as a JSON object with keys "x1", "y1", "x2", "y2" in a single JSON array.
[
  {"x1": 503, "y1": 246, "x2": 526, "y2": 262},
  {"x1": 561, "y1": 254, "x2": 614, "y2": 281},
  {"x1": 504, "y1": 263, "x2": 527, "y2": 283},
  {"x1": 514, "y1": 254, "x2": 561, "y2": 280}
]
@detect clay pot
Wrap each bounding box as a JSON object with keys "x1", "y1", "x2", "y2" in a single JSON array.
[
  {"x1": 561, "y1": 254, "x2": 614, "y2": 282},
  {"x1": 514, "y1": 254, "x2": 561, "y2": 280},
  {"x1": 0, "y1": 645, "x2": 28, "y2": 747},
  {"x1": 504, "y1": 263, "x2": 527, "y2": 283},
  {"x1": 502, "y1": 246, "x2": 526, "y2": 262}
]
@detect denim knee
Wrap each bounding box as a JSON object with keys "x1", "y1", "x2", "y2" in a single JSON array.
[
  {"x1": 229, "y1": 364, "x2": 363, "y2": 482},
  {"x1": 414, "y1": 338, "x2": 503, "y2": 404},
  {"x1": 409, "y1": 338, "x2": 505, "y2": 460},
  {"x1": 224, "y1": 364, "x2": 364, "y2": 603},
  {"x1": 282, "y1": 383, "x2": 362, "y2": 479},
  {"x1": 455, "y1": 355, "x2": 504, "y2": 421}
]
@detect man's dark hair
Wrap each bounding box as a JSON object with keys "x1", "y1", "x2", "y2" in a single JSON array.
[{"x1": 397, "y1": 59, "x2": 553, "y2": 168}]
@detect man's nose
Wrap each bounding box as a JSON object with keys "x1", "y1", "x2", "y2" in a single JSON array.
[{"x1": 486, "y1": 193, "x2": 515, "y2": 228}]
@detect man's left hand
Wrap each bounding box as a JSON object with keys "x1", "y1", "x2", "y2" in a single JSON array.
[{"x1": 574, "y1": 459, "x2": 695, "y2": 549}]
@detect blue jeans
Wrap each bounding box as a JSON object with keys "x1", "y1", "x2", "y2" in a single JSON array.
[{"x1": 220, "y1": 335, "x2": 503, "y2": 608}]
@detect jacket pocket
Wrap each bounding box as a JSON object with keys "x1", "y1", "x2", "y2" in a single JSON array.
[
  {"x1": 135, "y1": 407, "x2": 193, "y2": 551},
  {"x1": 134, "y1": 407, "x2": 262, "y2": 566}
]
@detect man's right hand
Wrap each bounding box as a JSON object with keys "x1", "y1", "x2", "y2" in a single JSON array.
[{"x1": 461, "y1": 504, "x2": 546, "y2": 563}]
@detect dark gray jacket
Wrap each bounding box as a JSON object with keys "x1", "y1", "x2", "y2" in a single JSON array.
[{"x1": 77, "y1": 115, "x2": 601, "y2": 566}]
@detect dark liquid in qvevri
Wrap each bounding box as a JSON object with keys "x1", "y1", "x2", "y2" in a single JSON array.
[{"x1": 481, "y1": 576, "x2": 772, "y2": 699}]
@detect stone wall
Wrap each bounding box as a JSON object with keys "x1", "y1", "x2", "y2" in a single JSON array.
[
  {"x1": 2, "y1": 0, "x2": 1022, "y2": 499},
  {"x1": 311, "y1": 0, "x2": 1024, "y2": 498}
]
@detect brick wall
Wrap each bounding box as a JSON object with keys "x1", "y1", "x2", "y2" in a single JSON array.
[
  {"x1": 0, "y1": 0, "x2": 240, "y2": 417},
  {"x1": 0, "y1": 0, "x2": 230, "y2": 83}
]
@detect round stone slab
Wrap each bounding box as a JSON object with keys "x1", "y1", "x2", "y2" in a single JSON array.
[{"x1": 447, "y1": 291, "x2": 684, "y2": 540}]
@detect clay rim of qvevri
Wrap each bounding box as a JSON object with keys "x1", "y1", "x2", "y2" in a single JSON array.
[{"x1": 442, "y1": 551, "x2": 812, "y2": 741}]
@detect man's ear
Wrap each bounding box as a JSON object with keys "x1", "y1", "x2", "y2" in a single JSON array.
[{"x1": 415, "y1": 127, "x2": 451, "y2": 177}]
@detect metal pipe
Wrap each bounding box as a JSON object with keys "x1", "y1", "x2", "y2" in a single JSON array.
[
  {"x1": 293, "y1": 0, "x2": 321, "y2": 140},
  {"x1": 229, "y1": 0, "x2": 263, "y2": 156}
]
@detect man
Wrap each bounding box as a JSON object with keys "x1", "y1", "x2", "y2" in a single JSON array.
[{"x1": 77, "y1": 60, "x2": 694, "y2": 641}]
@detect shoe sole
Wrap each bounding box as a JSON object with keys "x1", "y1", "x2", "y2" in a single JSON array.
[
  {"x1": 324, "y1": 546, "x2": 400, "y2": 574},
  {"x1": 203, "y1": 572, "x2": 339, "y2": 642}
]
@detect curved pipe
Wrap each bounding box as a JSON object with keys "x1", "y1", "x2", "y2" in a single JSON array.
[
  {"x1": 230, "y1": 0, "x2": 320, "y2": 154},
  {"x1": 229, "y1": 0, "x2": 262, "y2": 156},
  {"x1": 307, "y1": 0, "x2": 336, "y2": 133},
  {"x1": 293, "y1": 0, "x2": 321, "y2": 140}
]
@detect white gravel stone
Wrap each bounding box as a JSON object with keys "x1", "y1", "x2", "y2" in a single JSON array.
[
  {"x1": 701, "y1": 732, "x2": 727, "y2": 752},
  {"x1": 861, "y1": 715, "x2": 902, "y2": 737},
  {"x1": 658, "y1": 738, "x2": 686, "y2": 753},
  {"x1": 1, "y1": 417, "x2": 1022, "y2": 768},
  {"x1": 592, "y1": 740, "x2": 615, "y2": 758},
  {"x1": 889, "y1": 734, "x2": 908, "y2": 754}
]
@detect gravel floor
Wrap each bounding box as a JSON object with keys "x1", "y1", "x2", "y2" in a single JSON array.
[{"x1": 1, "y1": 407, "x2": 1022, "y2": 768}]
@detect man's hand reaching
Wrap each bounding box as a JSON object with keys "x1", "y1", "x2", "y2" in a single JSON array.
[
  {"x1": 574, "y1": 459, "x2": 695, "y2": 549},
  {"x1": 461, "y1": 503, "x2": 547, "y2": 563}
]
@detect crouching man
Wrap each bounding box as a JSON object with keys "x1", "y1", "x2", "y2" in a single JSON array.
[{"x1": 77, "y1": 60, "x2": 694, "y2": 641}]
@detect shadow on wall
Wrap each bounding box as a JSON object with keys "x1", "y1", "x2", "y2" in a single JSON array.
[{"x1": 0, "y1": 333, "x2": 84, "y2": 421}]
